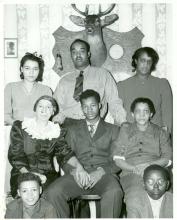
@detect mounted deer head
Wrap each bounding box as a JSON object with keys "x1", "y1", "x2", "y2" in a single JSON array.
[{"x1": 69, "y1": 4, "x2": 119, "y2": 66}]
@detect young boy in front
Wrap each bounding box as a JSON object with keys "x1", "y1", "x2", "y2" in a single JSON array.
[
  {"x1": 141, "y1": 164, "x2": 173, "y2": 218},
  {"x1": 5, "y1": 172, "x2": 57, "y2": 218},
  {"x1": 113, "y1": 97, "x2": 172, "y2": 218}
]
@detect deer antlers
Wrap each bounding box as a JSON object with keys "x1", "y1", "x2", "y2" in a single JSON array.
[
  {"x1": 98, "y1": 4, "x2": 116, "y2": 17},
  {"x1": 71, "y1": 4, "x2": 116, "y2": 17},
  {"x1": 71, "y1": 4, "x2": 89, "y2": 16}
]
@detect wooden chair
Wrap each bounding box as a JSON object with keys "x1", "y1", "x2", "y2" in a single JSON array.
[{"x1": 68, "y1": 194, "x2": 101, "y2": 218}]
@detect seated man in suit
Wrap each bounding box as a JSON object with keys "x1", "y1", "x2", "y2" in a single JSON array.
[{"x1": 45, "y1": 89, "x2": 123, "y2": 218}]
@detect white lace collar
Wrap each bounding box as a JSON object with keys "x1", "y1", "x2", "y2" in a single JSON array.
[{"x1": 22, "y1": 117, "x2": 60, "y2": 140}]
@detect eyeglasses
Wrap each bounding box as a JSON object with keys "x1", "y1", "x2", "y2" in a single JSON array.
[{"x1": 145, "y1": 178, "x2": 167, "y2": 186}]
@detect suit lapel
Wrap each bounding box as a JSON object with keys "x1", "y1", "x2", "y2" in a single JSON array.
[
  {"x1": 92, "y1": 119, "x2": 107, "y2": 141},
  {"x1": 80, "y1": 120, "x2": 92, "y2": 141},
  {"x1": 145, "y1": 193, "x2": 154, "y2": 218}
]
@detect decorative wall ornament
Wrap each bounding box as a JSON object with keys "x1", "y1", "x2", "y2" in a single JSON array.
[{"x1": 52, "y1": 4, "x2": 144, "y2": 77}]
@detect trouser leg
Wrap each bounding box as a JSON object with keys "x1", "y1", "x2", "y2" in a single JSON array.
[
  {"x1": 45, "y1": 174, "x2": 86, "y2": 218},
  {"x1": 120, "y1": 174, "x2": 144, "y2": 218},
  {"x1": 91, "y1": 174, "x2": 123, "y2": 218}
]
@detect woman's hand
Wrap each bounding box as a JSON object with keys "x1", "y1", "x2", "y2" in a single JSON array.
[
  {"x1": 32, "y1": 172, "x2": 47, "y2": 184},
  {"x1": 133, "y1": 163, "x2": 150, "y2": 176}
]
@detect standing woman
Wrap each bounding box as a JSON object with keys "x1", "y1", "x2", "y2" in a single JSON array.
[{"x1": 4, "y1": 52, "x2": 52, "y2": 126}]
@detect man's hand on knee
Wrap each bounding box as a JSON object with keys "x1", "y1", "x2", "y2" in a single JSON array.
[
  {"x1": 85, "y1": 167, "x2": 105, "y2": 189},
  {"x1": 71, "y1": 168, "x2": 90, "y2": 188}
]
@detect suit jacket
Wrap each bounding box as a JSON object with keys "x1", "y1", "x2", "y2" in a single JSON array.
[
  {"x1": 64, "y1": 119, "x2": 120, "y2": 174},
  {"x1": 5, "y1": 197, "x2": 57, "y2": 218},
  {"x1": 130, "y1": 191, "x2": 173, "y2": 218}
]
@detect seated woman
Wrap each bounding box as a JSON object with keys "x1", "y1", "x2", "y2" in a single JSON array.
[
  {"x1": 4, "y1": 52, "x2": 52, "y2": 126},
  {"x1": 113, "y1": 97, "x2": 172, "y2": 218},
  {"x1": 8, "y1": 95, "x2": 76, "y2": 198}
]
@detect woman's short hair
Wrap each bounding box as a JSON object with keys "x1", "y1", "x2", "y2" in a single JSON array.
[
  {"x1": 132, "y1": 47, "x2": 159, "y2": 72},
  {"x1": 20, "y1": 52, "x2": 44, "y2": 82},
  {"x1": 17, "y1": 172, "x2": 42, "y2": 188},
  {"x1": 33, "y1": 95, "x2": 59, "y2": 116},
  {"x1": 79, "y1": 89, "x2": 100, "y2": 104},
  {"x1": 130, "y1": 97, "x2": 156, "y2": 116}
]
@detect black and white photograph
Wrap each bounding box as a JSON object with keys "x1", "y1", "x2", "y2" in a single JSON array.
[
  {"x1": 1, "y1": 0, "x2": 176, "y2": 219},
  {"x1": 4, "y1": 38, "x2": 18, "y2": 58}
]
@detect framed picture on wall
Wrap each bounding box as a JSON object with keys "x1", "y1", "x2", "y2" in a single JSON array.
[{"x1": 4, "y1": 38, "x2": 18, "y2": 58}]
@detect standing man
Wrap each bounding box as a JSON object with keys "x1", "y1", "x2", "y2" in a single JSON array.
[
  {"x1": 53, "y1": 39, "x2": 126, "y2": 125},
  {"x1": 46, "y1": 90, "x2": 123, "y2": 218},
  {"x1": 117, "y1": 47, "x2": 173, "y2": 133}
]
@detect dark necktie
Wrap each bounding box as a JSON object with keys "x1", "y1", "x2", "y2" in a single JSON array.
[
  {"x1": 88, "y1": 124, "x2": 95, "y2": 137},
  {"x1": 73, "y1": 71, "x2": 84, "y2": 102}
]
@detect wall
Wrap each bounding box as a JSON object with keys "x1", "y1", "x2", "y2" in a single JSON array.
[{"x1": 4, "y1": 3, "x2": 173, "y2": 91}]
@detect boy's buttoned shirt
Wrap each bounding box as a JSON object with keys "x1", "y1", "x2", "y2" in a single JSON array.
[{"x1": 147, "y1": 194, "x2": 164, "y2": 218}]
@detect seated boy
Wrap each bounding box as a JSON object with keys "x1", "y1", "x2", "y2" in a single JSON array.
[
  {"x1": 135, "y1": 164, "x2": 173, "y2": 218},
  {"x1": 113, "y1": 97, "x2": 172, "y2": 217},
  {"x1": 5, "y1": 173, "x2": 57, "y2": 218}
]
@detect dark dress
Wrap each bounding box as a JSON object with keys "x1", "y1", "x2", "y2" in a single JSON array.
[{"x1": 8, "y1": 120, "x2": 74, "y2": 198}]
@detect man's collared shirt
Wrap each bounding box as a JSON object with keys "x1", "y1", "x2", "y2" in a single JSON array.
[
  {"x1": 86, "y1": 118, "x2": 100, "y2": 137},
  {"x1": 54, "y1": 65, "x2": 126, "y2": 125}
]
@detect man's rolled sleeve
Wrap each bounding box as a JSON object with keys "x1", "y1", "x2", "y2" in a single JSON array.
[{"x1": 104, "y1": 70, "x2": 126, "y2": 125}]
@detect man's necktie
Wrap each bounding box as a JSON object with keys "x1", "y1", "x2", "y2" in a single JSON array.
[
  {"x1": 88, "y1": 124, "x2": 95, "y2": 137},
  {"x1": 73, "y1": 71, "x2": 84, "y2": 102}
]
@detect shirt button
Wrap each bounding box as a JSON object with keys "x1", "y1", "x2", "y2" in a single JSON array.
[
  {"x1": 91, "y1": 154, "x2": 93, "y2": 157},
  {"x1": 91, "y1": 164, "x2": 94, "y2": 167},
  {"x1": 139, "y1": 148, "x2": 142, "y2": 152}
]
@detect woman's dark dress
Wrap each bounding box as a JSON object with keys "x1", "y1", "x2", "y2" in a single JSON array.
[{"x1": 8, "y1": 120, "x2": 74, "y2": 197}]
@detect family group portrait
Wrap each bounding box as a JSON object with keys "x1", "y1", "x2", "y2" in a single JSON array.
[{"x1": 1, "y1": 1, "x2": 175, "y2": 218}]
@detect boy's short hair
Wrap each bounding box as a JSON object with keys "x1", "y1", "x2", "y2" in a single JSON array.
[
  {"x1": 17, "y1": 173, "x2": 42, "y2": 188},
  {"x1": 130, "y1": 97, "x2": 156, "y2": 116},
  {"x1": 79, "y1": 89, "x2": 100, "y2": 104},
  {"x1": 143, "y1": 164, "x2": 170, "y2": 181}
]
